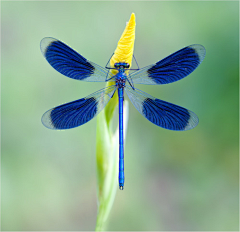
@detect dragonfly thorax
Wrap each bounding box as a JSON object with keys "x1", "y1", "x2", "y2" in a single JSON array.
[
  {"x1": 116, "y1": 71, "x2": 126, "y2": 88},
  {"x1": 114, "y1": 63, "x2": 128, "y2": 88}
]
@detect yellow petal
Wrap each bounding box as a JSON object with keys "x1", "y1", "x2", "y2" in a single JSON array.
[{"x1": 110, "y1": 13, "x2": 136, "y2": 69}]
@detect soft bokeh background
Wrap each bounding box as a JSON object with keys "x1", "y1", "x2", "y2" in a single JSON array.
[{"x1": 2, "y1": 1, "x2": 239, "y2": 231}]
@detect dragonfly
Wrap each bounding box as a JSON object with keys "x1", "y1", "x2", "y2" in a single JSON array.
[{"x1": 41, "y1": 37, "x2": 206, "y2": 190}]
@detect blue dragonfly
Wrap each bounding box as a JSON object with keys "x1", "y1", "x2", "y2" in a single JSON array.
[{"x1": 41, "y1": 37, "x2": 206, "y2": 190}]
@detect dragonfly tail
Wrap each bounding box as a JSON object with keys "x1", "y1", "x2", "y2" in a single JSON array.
[{"x1": 118, "y1": 88, "x2": 125, "y2": 190}]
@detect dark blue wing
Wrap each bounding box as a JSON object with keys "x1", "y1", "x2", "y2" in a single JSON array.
[
  {"x1": 42, "y1": 85, "x2": 116, "y2": 130},
  {"x1": 40, "y1": 37, "x2": 114, "y2": 82},
  {"x1": 128, "y1": 44, "x2": 206, "y2": 85},
  {"x1": 125, "y1": 86, "x2": 198, "y2": 131}
]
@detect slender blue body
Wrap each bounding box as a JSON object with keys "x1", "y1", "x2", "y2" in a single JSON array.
[
  {"x1": 118, "y1": 88, "x2": 124, "y2": 189},
  {"x1": 115, "y1": 66, "x2": 127, "y2": 190}
]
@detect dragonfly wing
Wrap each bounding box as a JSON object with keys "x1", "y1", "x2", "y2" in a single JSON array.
[
  {"x1": 42, "y1": 85, "x2": 116, "y2": 130},
  {"x1": 40, "y1": 37, "x2": 114, "y2": 82},
  {"x1": 125, "y1": 86, "x2": 198, "y2": 131},
  {"x1": 128, "y1": 44, "x2": 206, "y2": 85}
]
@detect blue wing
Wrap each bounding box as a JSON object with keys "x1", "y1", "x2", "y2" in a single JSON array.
[
  {"x1": 40, "y1": 37, "x2": 114, "y2": 82},
  {"x1": 125, "y1": 86, "x2": 198, "y2": 131},
  {"x1": 42, "y1": 85, "x2": 116, "y2": 130},
  {"x1": 128, "y1": 44, "x2": 206, "y2": 85}
]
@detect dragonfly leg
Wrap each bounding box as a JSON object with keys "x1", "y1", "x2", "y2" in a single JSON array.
[
  {"x1": 133, "y1": 54, "x2": 140, "y2": 70},
  {"x1": 126, "y1": 77, "x2": 135, "y2": 90},
  {"x1": 105, "y1": 75, "x2": 117, "y2": 82},
  {"x1": 105, "y1": 53, "x2": 114, "y2": 69}
]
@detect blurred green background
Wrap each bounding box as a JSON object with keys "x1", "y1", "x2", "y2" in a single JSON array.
[{"x1": 2, "y1": 1, "x2": 238, "y2": 231}]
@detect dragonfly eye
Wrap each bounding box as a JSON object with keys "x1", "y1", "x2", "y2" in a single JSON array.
[
  {"x1": 114, "y1": 63, "x2": 119, "y2": 68},
  {"x1": 126, "y1": 64, "x2": 130, "y2": 68}
]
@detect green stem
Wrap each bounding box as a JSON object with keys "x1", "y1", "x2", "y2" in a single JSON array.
[{"x1": 95, "y1": 100, "x2": 129, "y2": 231}]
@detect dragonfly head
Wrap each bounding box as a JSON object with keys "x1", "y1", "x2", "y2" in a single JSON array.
[{"x1": 114, "y1": 62, "x2": 130, "y2": 69}]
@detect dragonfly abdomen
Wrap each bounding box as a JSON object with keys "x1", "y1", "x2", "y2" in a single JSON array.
[{"x1": 118, "y1": 87, "x2": 124, "y2": 190}]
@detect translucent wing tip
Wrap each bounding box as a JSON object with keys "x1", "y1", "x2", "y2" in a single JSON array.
[
  {"x1": 189, "y1": 44, "x2": 206, "y2": 64},
  {"x1": 40, "y1": 37, "x2": 58, "y2": 57},
  {"x1": 184, "y1": 110, "x2": 199, "y2": 131},
  {"x1": 41, "y1": 109, "x2": 57, "y2": 130}
]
